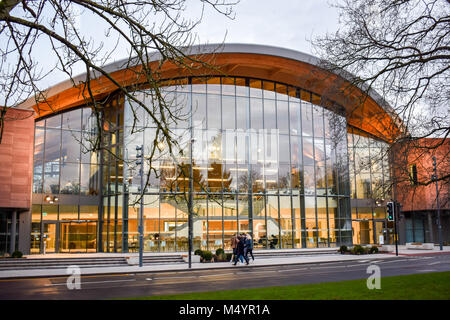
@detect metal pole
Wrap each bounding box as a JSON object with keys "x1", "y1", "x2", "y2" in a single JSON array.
[
  {"x1": 188, "y1": 138, "x2": 194, "y2": 269},
  {"x1": 432, "y1": 157, "x2": 443, "y2": 250},
  {"x1": 137, "y1": 145, "x2": 144, "y2": 267},
  {"x1": 394, "y1": 201, "x2": 399, "y2": 256}
]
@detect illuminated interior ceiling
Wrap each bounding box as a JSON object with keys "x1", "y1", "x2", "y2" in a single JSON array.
[{"x1": 22, "y1": 44, "x2": 403, "y2": 143}]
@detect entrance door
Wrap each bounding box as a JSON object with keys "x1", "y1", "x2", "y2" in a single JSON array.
[
  {"x1": 43, "y1": 223, "x2": 57, "y2": 253},
  {"x1": 374, "y1": 220, "x2": 386, "y2": 245},
  {"x1": 60, "y1": 221, "x2": 98, "y2": 253}
]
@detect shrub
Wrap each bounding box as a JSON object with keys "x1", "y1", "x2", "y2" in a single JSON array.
[
  {"x1": 216, "y1": 248, "x2": 225, "y2": 256},
  {"x1": 351, "y1": 245, "x2": 365, "y2": 255},
  {"x1": 369, "y1": 246, "x2": 379, "y2": 254},
  {"x1": 202, "y1": 250, "x2": 213, "y2": 262},
  {"x1": 11, "y1": 251, "x2": 23, "y2": 258},
  {"x1": 194, "y1": 249, "x2": 203, "y2": 256},
  {"x1": 338, "y1": 245, "x2": 348, "y2": 254}
]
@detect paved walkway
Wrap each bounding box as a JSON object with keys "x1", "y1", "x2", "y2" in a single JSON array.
[{"x1": 1, "y1": 245, "x2": 449, "y2": 279}]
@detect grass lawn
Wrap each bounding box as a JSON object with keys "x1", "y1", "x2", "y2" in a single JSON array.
[{"x1": 133, "y1": 271, "x2": 450, "y2": 300}]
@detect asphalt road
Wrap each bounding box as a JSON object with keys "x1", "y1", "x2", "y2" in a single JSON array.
[{"x1": 1, "y1": 253, "x2": 449, "y2": 300}]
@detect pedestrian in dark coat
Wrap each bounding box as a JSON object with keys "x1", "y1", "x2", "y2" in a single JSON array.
[
  {"x1": 245, "y1": 233, "x2": 255, "y2": 261},
  {"x1": 230, "y1": 233, "x2": 239, "y2": 264},
  {"x1": 234, "y1": 234, "x2": 249, "y2": 265}
]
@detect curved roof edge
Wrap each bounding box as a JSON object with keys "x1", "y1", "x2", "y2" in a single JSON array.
[{"x1": 19, "y1": 43, "x2": 389, "y2": 110}]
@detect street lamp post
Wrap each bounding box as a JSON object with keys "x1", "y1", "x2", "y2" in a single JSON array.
[
  {"x1": 188, "y1": 138, "x2": 194, "y2": 269},
  {"x1": 136, "y1": 145, "x2": 144, "y2": 267},
  {"x1": 432, "y1": 156, "x2": 443, "y2": 251}
]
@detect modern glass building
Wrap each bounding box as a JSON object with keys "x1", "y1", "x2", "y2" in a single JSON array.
[{"x1": 24, "y1": 44, "x2": 401, "y2": 254}]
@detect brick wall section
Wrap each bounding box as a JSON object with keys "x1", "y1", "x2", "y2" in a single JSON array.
[
  {"x1": 393, "y1": 138, "x2": 450, "y2": 212},
  {"x1": 0, "y1": 108, "x2": 35, "y2": 209}
]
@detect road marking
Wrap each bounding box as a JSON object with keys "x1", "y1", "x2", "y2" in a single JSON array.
[
  {"x1": 278, "y1": 268, "x2": 308, "y2": 272},
  {"x1": 427, "y1": 262, "x2": 441, "y2": 265},
  {"x1": 377, "y1": 259, "x2": 409, "y2": 264},
  {"x1": 346, "y1": 264, "x2": 367, "y2": 268},
  {"x1": 198, "y1": 273, "x2": 235, "y2": 278},
  {"x1": 153, "y1": 275, "x2": 197, "y2": 280},
  {"x1": 45, "y1": 279, "x2": 136, "y2": 286}
]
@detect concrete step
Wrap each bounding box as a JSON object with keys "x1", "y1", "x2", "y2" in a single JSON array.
[{"x1": 0, "y1": 255, "x2": 185, "y2": 270}]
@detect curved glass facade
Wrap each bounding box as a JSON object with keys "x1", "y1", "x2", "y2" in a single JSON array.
[
  {"x1": 117, "y1": 76, "x2": 351, "y2": 252},
  {"x1": 31, "y1": 76, "x2": 395, "y2": 253}
]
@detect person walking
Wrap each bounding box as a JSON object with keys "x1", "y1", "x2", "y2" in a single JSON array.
[
  {"x1": 234, "y1": 233, "x2": 249, "y2": 265},
  {"x1": 245, "y1": 233, "x2": 255, "y2": 262},
  {"x1": 230, "y1": 233, "x2": 239, "y2": 264}
]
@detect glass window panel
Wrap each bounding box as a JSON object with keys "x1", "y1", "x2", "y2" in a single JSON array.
[
  {"x1": 250, "y1": 98, "x2": 263, "y2": 130},
  {"x1": 300, "y1": 90, "x2": 311, "y2": 102},
  {"x1": 356, "y1": 173, "x2": 372, "y2": 199},
  {"x1": 33, "y1": 158, "x2": 44, "y2": 193},
  {"x1": 174, "y1": 92, "x2": 190, "y2": 129},
  {"x1": 80, "y1": 164, "x2": 99, "y2": 196},
  {"x1": 290, "y1": 135, "x2": 301, "y2": 166},
  {"x1": 62, "y1": 108, "x2": 82, "y2": 130},
  {"x1": 191, "y1": 77, "x2": 207, "y2": 93},
  {"x1": 289, "y1": 101, "x2": 301, "y2": 136},
  {"x1": 236, "y1": 96, "x2": 248, "y2": 130},
  {"x1": 45, "y1": 114, "x2": 62, "y2": 129},
  {"x1": 252, "y1": 163, "x2": 264, "y2": 192},
  {"x1": 264, "y1": 99, "x2": 276, "y2": 130},
  {"x1": 262, "y1": 81, "x2": 275, "y2": 99},
  {"x1": 207, "y1": 77, "x2": 221, "y2": 94},
  {"x1": 192, "y1": 93, "x2": 207, "y2": 129},
  {"x1": 371, "y1": 173, "x2": 384, "y2": 200},
  {"x1": 303, "y1": 137, "x2": 314, "y2": 166},
  {"x1": 249, "y1": 79, "x2": 262, "y2": 98},
  {"x1": 34, "y1": 127, "x2": 45, "y2": 162},
  {"x1": 223, "y1": 194, "x2": 237, "y2": 216},
  {"x1": 42, "y1": 204, "x2": 58, "y2": 220},
  {"x1": 60, "y1": 163, "x2": 80, "y2": 194},
  {"x1": 80, "y1": 206, "x2": 98, "y2": 220},
  {"x1": 315, "y1": 166, "x2": 326, "y2": 195},
  {"x1": 304, "y1": 219, "x2": 317, "y2": 248},
  {"x1": 221, "y1": 77, "x2": 235, "y2": 96},
  {"x1": 278, "y1": 164, "x2": 290, "y2": 190},
  {"x1": 304, "y1": 196, "x2": 315, "y2": 220},
  {"x1": 313, "y1": 105, "x2": 324, "y2": 138},
  {"x1": 253, "y1": 217, "x2": 267, "y2": 249},
  {"x1": 235, "y1": 78, "x2": 248, "y2": 97},
  {"x1": 276, "y1": 83, "x2": 289, "y2": 101},
  {"x1": 59, "y1": 205, "x2": 78, "y2": 220},
  {"x1": 44, "y1": 128, "x2": 61, "y2": 162},
  {"x1": 237, "y1": 195, "x2": 249, "y2": 218},
  {"x1": 277, "y1": 101, "x2": 289, "y2": 134},
  {"x1": 314, "y1": 138, "x2": 325, "y2": 166},
  {"x1": 303, "y1": 165, "x2": 315, "y2": 196},
  {"x1": 207, "y1": 94, "x2": 221, "y2": 129},
  {"x1": 142, "y1": 194, "x2": 160, "y2": 219},
  {"x1": 222, "y1": 95, "x2": 235, "y2": 130},
  {"x1": 61, "y1": 130, "x2": 81, "y2": 163},
  {"x1": 278, "y1": 135, "x2": 290, "y2": 164},
  {"x1": 43, "y1": 160, "x2": 60, "y2": 194},
  {"x1": 301, "y1": 102, "x2": 313, "y2": 137}
]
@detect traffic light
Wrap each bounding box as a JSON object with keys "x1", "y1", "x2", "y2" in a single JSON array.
[{"x1": 387, "y1": 201, "x2": 395, "y2": 221}]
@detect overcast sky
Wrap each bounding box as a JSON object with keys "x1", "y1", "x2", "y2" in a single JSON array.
[
  {"x1": 3, "y1": 1, "x2": 340, "y2": 99},
  {"x1": 187, "y1": 0, "x2": 339, "y2": 54}
]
